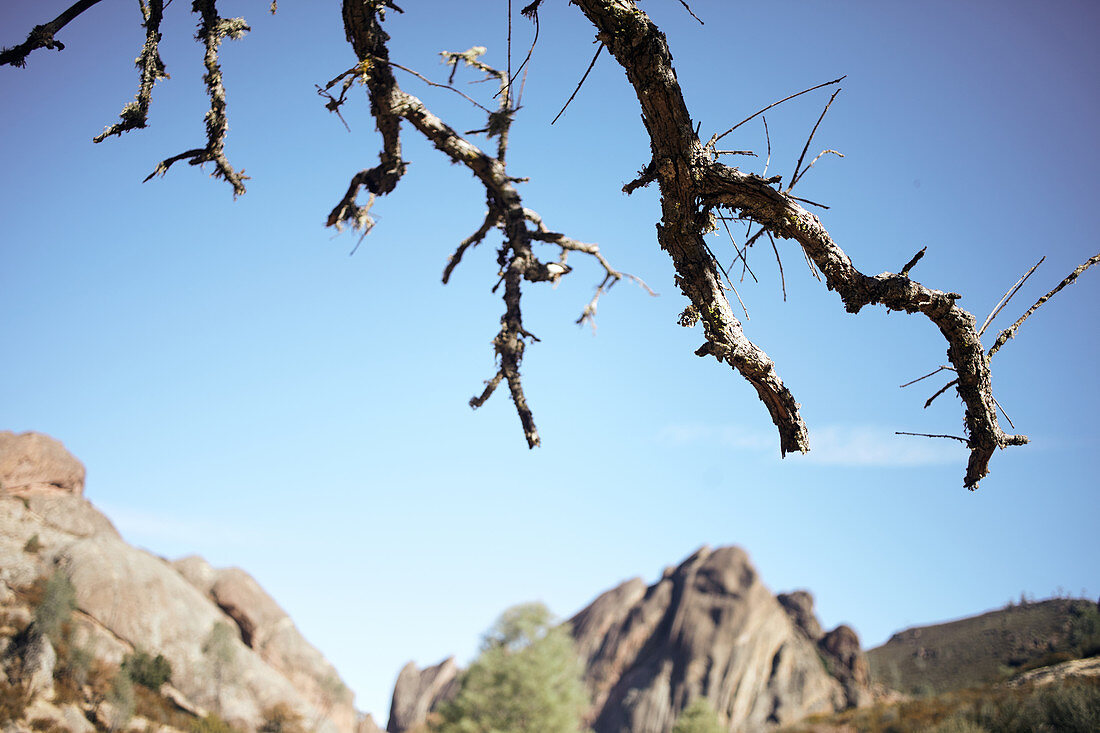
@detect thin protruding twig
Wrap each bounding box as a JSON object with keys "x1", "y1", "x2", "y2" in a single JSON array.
[
  {"x1": 801, "y1": 245, "x2": 821, "y2": 281},
  {"x1": 394, "y1": 55, "x2": 492, "y2": 112},
  {"x1": 710, "y1": 75, "x2": 845, "y2": 145},
  {"x1": 989, "y1": 253, "x2": 1100, "y2": 357},
  {"x1": 721, "y1": 215, "x2": 758, "y2": 283},
  {"x1": 444, "y1": 209, "x2": 501, "y2": 283},
  {"x1": 900, "y1": 365, "x2": 954, "y2": 389},
  {"x1": 703, "y1": 239, "x2": 748, "y2": 319},
  {"x1": 496, "y1": 0, "x2": 540, "y2": 103},
  {"x1": 762, "y1": 116, "x2": 772, "y2": 178},
  {"x1": 715, "y1": 150, "x2": 756, "y2": 157},
  {"x1": 675, "y1": 0, "x2": 704, "y2": 25},
  {"x1": 895, "y1": 431, "x2": 968, "y2": 443},
  {"x1": 767, "y1": 231, "x2": 786, "y2": 301},
  {"x1": 925, "y1": 379, "x2": 958, "y2": 408},
  {"x1": 788, "y1": 88, "x2": 842, "y2": 192},
  {"x1": 551, "y1": 43, "x2": 603, "y2": 125},
  {"x1": 506, "y1": 0, "x2": 512, "y2": 109},
  {"x1": 786, "y1": 194, "x2": 830, "y2": 210},
  {"x1": 994, "y1": 396, "x2": 1016, "y2": 430},
  {"x1": 978, "y1": 256, "x2": 1044, "y2": 336},
  {"x1": 900, "y1": 246, "x2": 927, "y2": 278}
]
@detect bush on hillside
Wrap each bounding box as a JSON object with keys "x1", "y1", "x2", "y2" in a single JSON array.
[{"x1": 121, "y1": 649, "x2": 172, "y2": 690}]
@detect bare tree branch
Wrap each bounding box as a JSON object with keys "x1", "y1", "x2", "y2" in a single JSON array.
[
  {"x1": 896, "y1": 431, "x2": 968, "y2": 443},
  {"x1": 144, "y1": 2, "x2": 249, "y2": 197},
  {"x1": 0, "y1": 0, "x2": 107, "y2": 68},
  {"x1": 899, "y1": 246, "x2": 926, "y2": 278},
  {"x1": 338, "y1": 0, "x2": 647, "y2": 447},
  {"x1": 574, "y1": 0, "x2": 1030, "y2": 486},
  {"x1": 94, "y1": 0, "x2": 167, "y2": 143}
]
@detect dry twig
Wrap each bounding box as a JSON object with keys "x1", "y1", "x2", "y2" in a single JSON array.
[{"x1": 989, "y1": 253, "x2": 1100, "y2": 357}]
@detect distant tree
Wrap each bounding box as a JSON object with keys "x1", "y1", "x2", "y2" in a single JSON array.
[
  {"x1": 433, "y1": 602, "x2": 589, "y2": 733},
  {"x1": 671, "y1": 699, "x2": 723, "y2": 733},
  {"x1": 3, "y1": 1, "x2": 1097, "y2": 488}
]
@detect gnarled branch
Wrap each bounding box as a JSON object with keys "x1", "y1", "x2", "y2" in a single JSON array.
[
  {"x1": 335, "y1": 0, "x2": 645, "y2": 447},
  {"x1": 0, "y1": 0, "x2": 107, "y2": 68}
]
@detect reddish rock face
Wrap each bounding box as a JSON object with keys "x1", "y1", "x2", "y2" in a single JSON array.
[{"x1": 0, "y1": 431, "x2": 86, "y2": 495}]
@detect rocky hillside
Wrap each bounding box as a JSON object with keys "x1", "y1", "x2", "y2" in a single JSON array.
[
  {"x1": 867, "y1": 597, "x2": 1100, "y2": 696},
  {"x1": 387, "y1": 546, "x2": 870, "y2": 733},
  {"x1": 0, "y1": 431, "x2": 377, "y2": 733}
]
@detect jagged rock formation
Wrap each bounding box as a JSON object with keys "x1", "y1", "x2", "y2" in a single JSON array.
[
  {"x1": 572, "y1": 546, "x2": 866, "y2": 732},
  {"x1": 386, "y1": 658, "x2": 459, "y2": 732},
  {"x1": 387, "y1": 546, "x2": 870, "y2": 733},
  {"x1": 0, "y1": 431, "x2": 360, "y2": 733}
]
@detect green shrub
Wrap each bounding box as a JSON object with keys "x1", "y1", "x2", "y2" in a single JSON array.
[
  {"x1": 22, "y1": 535, "x2": 41, "y2": 554},
  {"x1": 964, "y1": 679, "x2": 1100, "y2": 733},
  {"x1": 121, "y1": 649, "x2": 172, "y2": 690}
]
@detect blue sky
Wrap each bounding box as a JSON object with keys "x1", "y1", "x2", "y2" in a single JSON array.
[{"x1": 2, "y1": 0, "x2": 1098, "y2": 721}]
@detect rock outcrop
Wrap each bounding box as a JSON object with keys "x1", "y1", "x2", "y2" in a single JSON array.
[
  {"x1": 173, "y1": 559, "x2": 358, "y2": 733},
  {"x1": 572, "y1": 546, "x2": 865, "y2": 733},
  {"x1": 0, "y1": 431, "x2": 85, "y2": 495},
  {"x1": 0, "y1": 431, "x2": 361, "y2": 733},
  {"x1": 386, "y1": 658, "x2": 460, "y2": 732},
  {"x1": 386, "y1": 546, "x2": 870, "y2": 733}
]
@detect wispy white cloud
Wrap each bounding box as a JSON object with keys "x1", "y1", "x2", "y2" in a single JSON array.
[
  {"x1": 658, "y1": 423, "x2": 775, "y2": 451},
  {"x1": 93, "y1": 502, "x2": 265, "y2": 554},
  {"x1": 658, "y1": 423, "x2": 966, "y2": 467},
  {"x1": 797, "y1": 425, "x2": 966, "y2": 466}
]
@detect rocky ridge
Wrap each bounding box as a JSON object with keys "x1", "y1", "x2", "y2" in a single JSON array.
[
  {"x1": 388, "y1": 546, "x2": 870, "y2": 733},
  {"x1": 0, "y1": 431, "x2": 367, "y2": 733}
]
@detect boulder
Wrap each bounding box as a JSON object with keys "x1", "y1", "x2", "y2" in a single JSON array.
[
  {"x1": 777, "y1": 591, "x2": 824, "y2": 642},
  {"x1": 0, "y1": 432, "x2": 85, "y2": 495},
  {"x1": 819, "y1": 625, "x2": 871, "y2": 707}
]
